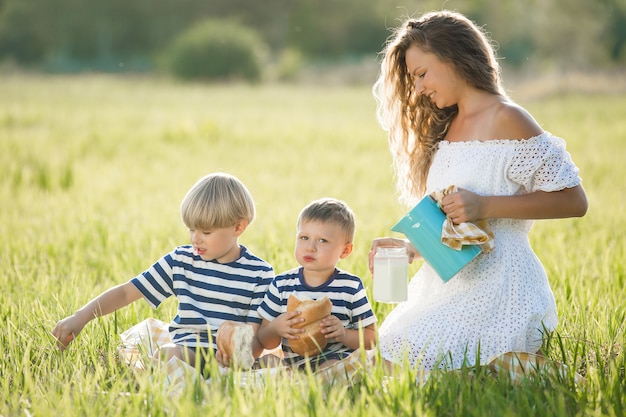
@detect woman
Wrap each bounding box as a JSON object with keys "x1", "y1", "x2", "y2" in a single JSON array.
[{"x1": 369, "y1": 10, "x2": 587, "y2": 370}]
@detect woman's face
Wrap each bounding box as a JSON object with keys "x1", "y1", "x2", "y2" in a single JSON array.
[{"x1": 404, "y1": 45, "x2": 462, "y2": 108}]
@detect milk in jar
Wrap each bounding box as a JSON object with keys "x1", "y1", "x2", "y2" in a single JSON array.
[{"x1": 373, "y1": 247, "x2": 408, "y2": 303}]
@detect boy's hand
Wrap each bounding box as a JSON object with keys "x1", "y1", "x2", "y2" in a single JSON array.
[
  {"x1": 52, "y1": 315, "x2": 87, "y2": 351},
  {"x1": 319, "y1": 315, "x2": 345, "y2": 343},
  {"x1": 270, "y1": 311, "x2": 305, "y2": 340},
  {"x1": 215, "y1": 349, "x2": 229, "y2": 367}
]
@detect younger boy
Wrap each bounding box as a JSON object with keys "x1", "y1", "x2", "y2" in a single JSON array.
[
  {"x1": 52, "y1": 172, "x2": 274, "y2": 370},
  {"x1": 257, "y1": 198, "x2": 377, "y2": 370}
]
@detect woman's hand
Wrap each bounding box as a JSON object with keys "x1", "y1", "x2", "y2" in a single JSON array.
[
  {"x1": 440, "y1": 187, "x2": 483, "y2": 224},
  {"x1": 368, "y1": 237, "x2": 419, "y2": 274}
]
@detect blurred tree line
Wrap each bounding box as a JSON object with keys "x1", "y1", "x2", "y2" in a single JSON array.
[{"x1": 0, "y1": 0, "x2": 624, "y2": 76}]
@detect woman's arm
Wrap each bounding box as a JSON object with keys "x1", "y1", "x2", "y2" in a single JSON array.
[
  {"x1": 450, "y1": 101, "x2": 588, "y2": 222},
  {"x1": 442, "y1": 185, "x2": 588, "y2": 224}
]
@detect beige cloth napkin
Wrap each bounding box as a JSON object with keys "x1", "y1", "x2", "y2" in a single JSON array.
[{"x1": 430, "y1": 185, "x2": 494, "y2": 253}]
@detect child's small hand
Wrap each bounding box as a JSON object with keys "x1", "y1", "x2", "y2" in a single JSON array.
[
  {"x1": 215, "y1": 349, "x2": 229, "y2": 367},
  {"x1": 271, "y1": 311, "x2": 306, "y2": 340},
  {"x1": 319, "y1": 315, "x2": 345, "y2": 343},
  {"x1": 52, "y1": 315, "x2": 86, "y2": 351}
]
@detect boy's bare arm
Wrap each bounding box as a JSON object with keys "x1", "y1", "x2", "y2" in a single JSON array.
[
  {"x1": 52, "y1": 282, "x2": 143, "y2": 350},
  {"x1": 257, "y1": 318, "x2": 281, "y2": 351}
]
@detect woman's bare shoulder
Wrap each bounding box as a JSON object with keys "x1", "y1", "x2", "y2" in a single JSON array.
[{"x1": 491, "y1": 100, "x2": 543, "y2": 140}]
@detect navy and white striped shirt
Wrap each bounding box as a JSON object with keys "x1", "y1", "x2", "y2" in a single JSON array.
[
  {"x1": 131, "y1": 245, "x2": 274, "y2": 349},
  {"x1": 258, "y1": 267, "x2": 377, "y2": 366}
]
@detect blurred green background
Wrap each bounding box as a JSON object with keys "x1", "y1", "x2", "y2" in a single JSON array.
[{"x1": 1, "y1": 0, "x2": 624, "y2": 82}]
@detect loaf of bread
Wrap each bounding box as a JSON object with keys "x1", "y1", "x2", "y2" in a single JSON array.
[
  {"x1": 216, "y1": 321, "x2": 255, "y2": 370},
  {"x1": 287, "y1": 294, "x2": 333, "y2": 357}
]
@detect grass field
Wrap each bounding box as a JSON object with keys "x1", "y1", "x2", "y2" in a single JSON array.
[{"x1": 1, "y1": 74, "x2": 624, "y2": 416}]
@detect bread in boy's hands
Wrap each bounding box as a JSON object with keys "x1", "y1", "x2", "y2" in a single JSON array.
[
  {"x1": 216, "y1": 321, "x2": 255, "y2": 370},
  {"x1": 287, "y1": 294, "x2": 333, "y2": 357}
]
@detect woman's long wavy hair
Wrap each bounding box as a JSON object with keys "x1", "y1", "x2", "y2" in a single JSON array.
[{"x1": 373, "y1": 10, "x2": 505, "y2": 204}]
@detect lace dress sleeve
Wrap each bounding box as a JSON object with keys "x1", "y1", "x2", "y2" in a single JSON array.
[{"x1": 507, "y1": 133, "x2": 582, "y2": 193}]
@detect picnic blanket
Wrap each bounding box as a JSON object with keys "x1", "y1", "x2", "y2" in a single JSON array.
[
  {"x1": 117, "y1": 319, "x2": 584, "y2": 395},
  {"x1": 116, "y1": 318, "x2": 364, "y2": 393}
]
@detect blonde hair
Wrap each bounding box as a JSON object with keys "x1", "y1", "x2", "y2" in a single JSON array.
[
  {"x1": 373, "y1": 10, "x2": 505, "y2": 203},
  {"x1": 298, "y1": 198, "x2": 355, "y2": 242},
  {"x1": 180, "y1": 172, "x2": 255, "y2": 230}
]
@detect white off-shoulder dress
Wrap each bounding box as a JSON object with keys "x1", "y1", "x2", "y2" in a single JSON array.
[{"x1": 378, "y1": 132, "x2": 583, "y2": 370}]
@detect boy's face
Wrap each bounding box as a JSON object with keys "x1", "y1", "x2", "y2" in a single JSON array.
[
  {"x1": 295, "y1": 220, "x2": 352, "y2": 274},
  {"x1": 188, "y1": 220, "x2": 247, "y2": 263}
]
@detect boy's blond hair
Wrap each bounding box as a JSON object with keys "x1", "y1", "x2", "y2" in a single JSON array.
[
  {"x1": 297, "y1": 198, "x2": 355, "y2": 242},
  {"x1": 180, "y1": 172, "x2": 255, "y2": 230}
]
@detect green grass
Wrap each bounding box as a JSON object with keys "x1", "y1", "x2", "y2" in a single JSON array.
[{"x1": 1, "y1": 74, "x2": 624, "y2": 416}]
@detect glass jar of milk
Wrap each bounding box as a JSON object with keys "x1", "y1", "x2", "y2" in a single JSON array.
[{"x1": 373, "y1": 247, "x2": 408, "y2": 303}]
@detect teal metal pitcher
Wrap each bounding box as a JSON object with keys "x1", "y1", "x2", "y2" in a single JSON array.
[{"x1": 391, "y1": 195, "x2": 481, "y2": 282}]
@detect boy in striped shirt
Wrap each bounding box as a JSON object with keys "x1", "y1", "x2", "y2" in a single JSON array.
[
  {"x1": 257, "y1": 198, "x2": 377, "y2": 370},
  {"x1": 52, "y1": 173, "x2": 274, "y2": 371}
]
